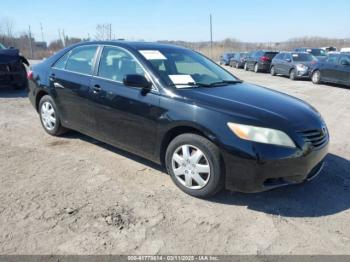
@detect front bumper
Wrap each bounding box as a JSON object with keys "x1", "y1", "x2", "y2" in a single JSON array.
[{"x1": 222, "y1": 141, "x2": 329, "y2": 193}]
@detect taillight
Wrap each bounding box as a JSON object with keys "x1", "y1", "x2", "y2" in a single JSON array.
[
  {"x1": 27, "y1": 71, "x2": 33, "y2": 80},
  {"x1": 260, "y1": 56, "x2": 270, "y2": 62}
]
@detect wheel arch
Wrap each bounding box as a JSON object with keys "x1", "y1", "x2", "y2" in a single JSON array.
[
  {"x1": 159, "y1": 124, "x2": 218, "y2": 167},
  {"x1": 35, "y1": 90, "x2": 49, "y2": 112}
]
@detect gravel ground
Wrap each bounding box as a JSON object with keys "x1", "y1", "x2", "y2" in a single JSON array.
[{"x1": 0, "y1": 65, "x2": 349, "y2": 255}]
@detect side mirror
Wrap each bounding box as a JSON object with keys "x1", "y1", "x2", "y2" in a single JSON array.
[
  {"x1": 341, "y1": 60, "x2": 350, "y2": 66},
  {"x1": 123, "y1": 74, "x2": 152, "y2": 89}
]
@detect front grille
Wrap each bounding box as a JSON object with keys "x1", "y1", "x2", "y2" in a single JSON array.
[{"x1": 297, "y1": 128, "x2": 328, "y2": 149}]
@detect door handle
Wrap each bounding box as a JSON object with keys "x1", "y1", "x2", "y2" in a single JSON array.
[
  {"x1": 92, "y1": 84, "x2": 101, "y2": 93},
  {"x1": 53, "y1": 82, "x2": 65, "y2": 89}
]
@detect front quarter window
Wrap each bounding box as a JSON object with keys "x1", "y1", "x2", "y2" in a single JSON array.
[{"x1": 139, "y1": 48, "x2": 239, "y2": 87}]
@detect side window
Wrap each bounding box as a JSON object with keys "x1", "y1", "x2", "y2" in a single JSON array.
[
  {"x1": 339, "y1": 56, "x2": 350, "y2": 65},
  {"x1": 53, "y1": 52, "x2": 70, "y2": 69},
  {"x1": 275, "y1": 53, "x2": 283, "y2": 60},
  {"x1": 65, "y1": 46, "x2": 98, "y2": 74},
  {"x1": 285, "y1": 54, "x2": 291, "y2": 61},
  {"x1": 98, "y1": 46, "x2": 145, "y2": 82},
  {"x1": 327, "y1": 56, "x2": 338, "y2": 64}
]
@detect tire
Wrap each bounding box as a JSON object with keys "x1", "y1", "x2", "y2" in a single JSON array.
[
  {"x1": 38, "y1": 95, "x2": 68, "y2": 136},
  {"x1": 289, "y1": 69, "x2": 297, "y2": 80},
  {"x1": 254, "y1": 63, "x2": 259, "y2": 73},
  {"x1": 270, "y1": 66, "x2": 276, "y2": 76},
  {"x1": 311, "y1": 70, "x2": 321, "y2": 84},
  {"x1": 244, "y1": 63, "x2": 248, "y2": 71},
  {"x1": 165, "y1": 133, "x2": 224, "y2": 198}
]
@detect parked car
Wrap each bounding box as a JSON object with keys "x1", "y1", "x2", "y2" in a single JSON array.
[
  {"x1": 311, "y1": 53, "x2": 350, "y2": 87},
  {"x1": 244, "y1": 50, "x2": 278, "y2": 73},
  {"x1": 340, "y1": 47, "x2": 350, "y2": 53},
  {"x1": 294, "y1": 48, "x2": 327, "y2": 61},
  {"x1": 270, "y1": 52, "x2": 317, "y2": 80},
  {"x1": 229, "y1": 52, "x2": 248, "y2": 68},
  {"x1": 28, "y1": 41, "x2": 329, "y2": 197},
  {"x1": 0, "y1": 43, "x2": 29, "y2": 89},
  {"x1": 219, "y1": 52, "x2": 235, "y2": 66}
]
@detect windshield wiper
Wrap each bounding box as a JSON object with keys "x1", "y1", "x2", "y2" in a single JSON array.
[
  {"x1": 170, "y1": 80, "x2": 243, "y2": 88},
  {"x1": 207, "y1": 80, "x2": 243, "y2": 87}
]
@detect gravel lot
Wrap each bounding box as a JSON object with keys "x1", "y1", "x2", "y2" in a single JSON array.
[{"x1": 0, "y1": 65, "x2": 349, "y2": 255}]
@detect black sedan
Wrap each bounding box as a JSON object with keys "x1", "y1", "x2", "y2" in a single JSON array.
[
  {"x1": 28, "y1": 41, "x2": 329, "y2": 197},
  {"x1": 270, "y1": 52, "x2": 317, "y2": 80},
  {"x1": 311, "y1": 54, "x2": 350, "y2": 87},
  {"x1": 0, "y1": 43, "x2": 29, "y2": 89}
]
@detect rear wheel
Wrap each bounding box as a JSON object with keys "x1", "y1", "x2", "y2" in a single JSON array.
[
  {"x1": 254, "y1": 63, "x2": 259, "y2": 73},
  {"x1": 165, "y1": 134, "x2": 224, "y2": 198},
  {"x1": 289, "y1": 69, "x2": 297, "y2": 80},
  {"x1": 270, "y1": 66, "x2": 276, "y2": 76},
  {"x1": 39, "y1": 95, "x2": 68, "y2": 136},
  {"x1": 311, "y1": 70, "x2": 321, "y2": 84}
]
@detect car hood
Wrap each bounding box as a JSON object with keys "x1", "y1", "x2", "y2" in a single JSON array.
[
  {"x1": 177, "y1": 83, "x2": 323, "y2": 131},
  {"x1": 0, "y1": 48, "x2": 20, "y2": 64}
]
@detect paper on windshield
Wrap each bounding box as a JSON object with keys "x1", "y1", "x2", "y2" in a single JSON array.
[
  {"x1": 168, "y1": 75, "x2": 195, "y2": 88},
  {"x1": 139, "y1": 50, "x2": 167, "y2": 60}
]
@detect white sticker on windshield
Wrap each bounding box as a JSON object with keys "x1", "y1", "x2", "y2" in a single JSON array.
[
  {"x1": 139, "y1": 50, "x2": 167, "y2": 60},
  {"x1": 292, "y1": 54, "x2": 299, "y2": 57},
  {"x1": 169, "y1": 75, "x2": 195, "y2": 88}
]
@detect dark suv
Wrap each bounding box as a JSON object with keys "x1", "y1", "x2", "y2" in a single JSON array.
[
  {"x1": 244, "y1": 50, "x2": 278, "y2": 73},
  {"x1": 270, "y1": 52, "x2": 317, "y2": 80}
]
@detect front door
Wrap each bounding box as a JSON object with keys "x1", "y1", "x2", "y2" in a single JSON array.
[{"x1": 89, "y1": 46, "x2": 161, "y2": 159}]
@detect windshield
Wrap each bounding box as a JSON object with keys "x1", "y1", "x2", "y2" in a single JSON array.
[
  {"x1": 310, "y1": 49, "x2": 326, "y2": 57},
  {"x1": 0, "y1": 43, "x2": 6, "y2": 50},
  {"x1": 292, "y1": 53, "x2": 317, "y2": 62},
  {"x1": 139, "y1": 48, "x2": 239, "y2": 88}
]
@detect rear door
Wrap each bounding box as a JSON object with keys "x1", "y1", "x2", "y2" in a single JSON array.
[
  {"x1": 50, "y1": 45, "x2": 99, "y2": 132},
  {"x1": 338, "y1": 56, "x2": 350, "y2": 84},
  {"x1": 322, "y1": 55, "x2": 339, "y2": 82}
]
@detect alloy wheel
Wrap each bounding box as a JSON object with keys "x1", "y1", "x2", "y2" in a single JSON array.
[
  {"x1": 171, "y1": 144, "x2": 211, "y2": 190},
  {"x1": 312, "y1": 71, "x2": 321, "y2": 84},
  {"x1": 41, "y1": 101, "x2": 56, "y2": 131}
]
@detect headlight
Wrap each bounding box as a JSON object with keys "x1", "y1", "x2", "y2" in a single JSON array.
[
  {"x1": 227, "y1": 123, "x2": 296, "y2": 148},
  {"x1": 296, "y1": 64, "x2": 308, "y2": 71}
]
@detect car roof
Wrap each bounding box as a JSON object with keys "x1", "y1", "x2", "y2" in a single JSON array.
[{"x1": 77, "y1": 40, "x2": 187, "y2": 51}]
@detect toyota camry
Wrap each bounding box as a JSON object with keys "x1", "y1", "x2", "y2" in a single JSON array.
[{"x1": 28, "y1": 41, "x2": 329, "y2": 197}]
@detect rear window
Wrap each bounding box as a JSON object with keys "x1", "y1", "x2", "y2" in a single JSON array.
[
  {"x1": 291, "y1": 53, "x2": 317, "y2": 62},
  {"x1": 264, "y1": 52, "x2": 278, "y2": 58}
]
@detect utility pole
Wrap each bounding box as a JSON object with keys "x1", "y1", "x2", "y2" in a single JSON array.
[
  {"x1": 40, "y1": 22, "x2": 44, "y2": 42},
  {"x1": 28, "y1": 26, "x2": 34, "y2": 59},
  {"x1": 210, "y1": 14, "x2": 213, "y2": 59},
  {"x1": 109, "y1": 24, "x2": 112, "y2": 40}
]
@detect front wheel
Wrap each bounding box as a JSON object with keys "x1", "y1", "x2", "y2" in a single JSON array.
[
  {"x1": 289, "y1": 69, "x2": 297, "y2": 80},
  {"x1": 244, "y1": 63, "x2": 248, "y2": 71},
  {"x1": 311, "y1": 70, "x2": 322, "y2": 84},
  {"x1": 39, "y1": 95, "x2": 68, "y2": 136},
  {"x1": 165, "y1": 134, "x2": 224, "y2": 198}
]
